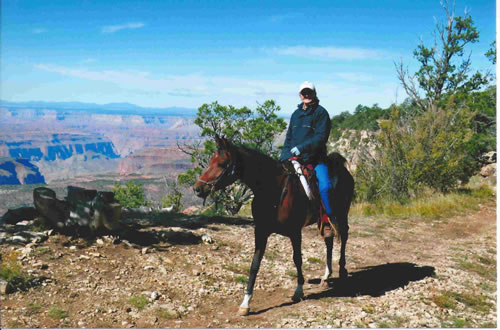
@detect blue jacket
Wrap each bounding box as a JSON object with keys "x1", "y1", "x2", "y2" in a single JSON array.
[{"x1": 280, "y1": 103, "x2": 331, "y2": 164}]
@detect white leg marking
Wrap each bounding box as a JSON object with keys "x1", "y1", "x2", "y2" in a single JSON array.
[
  {"x1": 238, "y1": 293, "x2": 252, "y2": 316},
  {"x1": 322, "y1": 264, "x2": 332, "y2": 281},
  {"x1": 240, "y1": 293, "x2": 252, "y2": 309}
]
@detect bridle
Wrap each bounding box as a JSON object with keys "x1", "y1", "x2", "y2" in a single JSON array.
[{"x1": 196, "y1": 154, "x2": 238, "y2": 189}]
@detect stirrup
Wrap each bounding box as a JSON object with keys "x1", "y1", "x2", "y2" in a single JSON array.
[{"x1": 319, "y1": 216, "x2": 335, "y2": 238}]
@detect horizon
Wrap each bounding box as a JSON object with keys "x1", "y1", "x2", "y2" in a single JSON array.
[{"x1": 1, "y1": 0, "x2": 496, "y2": 117}]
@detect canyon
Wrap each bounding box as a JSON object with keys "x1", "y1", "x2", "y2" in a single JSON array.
[{"x1": 0, "y1": 102, "x2": 201, "y2": 184}]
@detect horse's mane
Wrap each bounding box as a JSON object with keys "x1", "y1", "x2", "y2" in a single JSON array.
[
  {"x1": 231, "y1": 144, "x2": 283, "y2": 172},
  {"x1": 230, "y1": 142, "x2": 348, "y2": 174}
]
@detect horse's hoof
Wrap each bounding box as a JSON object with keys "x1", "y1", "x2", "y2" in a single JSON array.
[
  {"x1": 238, "y1": 307, "x2": 250, "y2": 316},
  {"x1": 340, "y1": 269, "x2": 348, "y2": 279},
  {"x1": 320, "y1": 279, "x2": 329, "y2": 287},
  {"x1": 291, "y1": 293, "x2": 304, "y2": 302}
]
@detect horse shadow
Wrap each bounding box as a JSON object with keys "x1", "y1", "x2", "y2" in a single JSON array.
[
  {"x1": 251, "y1": 262, "x2": 435, "y2": 315},
  {"x1": 308, "y1": 262, "x2": 435, "y2": 298}
]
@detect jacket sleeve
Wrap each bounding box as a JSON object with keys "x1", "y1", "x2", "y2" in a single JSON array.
[
  {"x1": 280, "y1": 120, "x2": 293, "y2": 161},
  {"x1": 296, "y1": 108, "x2": 331, "y2": 154}
]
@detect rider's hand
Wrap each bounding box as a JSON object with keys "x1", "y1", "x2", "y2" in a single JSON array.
[{"x1": 290, "y1": 146, "x2": 301, "y2": 156}]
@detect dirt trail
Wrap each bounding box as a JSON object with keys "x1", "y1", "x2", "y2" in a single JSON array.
[{"x1": 0, "y1": 201, "x2": 496, "y2": 328}]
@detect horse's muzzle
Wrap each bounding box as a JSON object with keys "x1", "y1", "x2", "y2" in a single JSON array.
[{"x1": 193, "y1": 182, "x2": 209, "y2": 198}]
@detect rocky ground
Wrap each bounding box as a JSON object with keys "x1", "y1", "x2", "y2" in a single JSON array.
[{"x1": 0, "y1": 200, "x2": 496, "y2": 328}]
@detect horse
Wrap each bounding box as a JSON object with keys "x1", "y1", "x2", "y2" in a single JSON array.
[{"x1": 193, "y1": 135, "x2": 354, "y2": 316}]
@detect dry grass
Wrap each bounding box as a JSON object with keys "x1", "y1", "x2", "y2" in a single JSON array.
[
  {"x1": 432, "y1": 290, "x2": 494, "y2": 314},
  {"x1": 453, "y1": 254, "x2": 496, "y2": 281},
  {"x1": 0, "y1": 251, "x2": 32, "y2": 291},
  {"x1": 351, "y1": 186, "x2": 494, "y2": 220}
]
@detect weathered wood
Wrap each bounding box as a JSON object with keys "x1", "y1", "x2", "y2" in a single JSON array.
[
  {"x1": 67, "y1": 185, "x2": 97, "y2": 202},
  {"x1": 33, "y1": 187, "x2": 69, "y2": 228},
  {"x1": 1, "y1": 207, "x2": 39, "y2": 225}
]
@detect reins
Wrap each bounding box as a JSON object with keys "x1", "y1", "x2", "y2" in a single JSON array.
[
  {"x1": 197, "y1": 162, "x2": 237, "y2": 186},
  {"x1": 278, "y1": 162, "x2": 297, "y2": 207}
]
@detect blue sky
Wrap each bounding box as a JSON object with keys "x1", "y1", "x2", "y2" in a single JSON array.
[{"x1": 1, "y1": 0, "x2": 496, "y2": 116}]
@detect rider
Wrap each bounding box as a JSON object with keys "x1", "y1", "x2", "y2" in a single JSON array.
[{"x1": 280, "y1": 81, "x2": 335, "y2": 237}]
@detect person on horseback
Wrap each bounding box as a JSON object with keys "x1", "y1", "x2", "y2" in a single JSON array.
[{"x1": 280, "y1": 81, "x2": 335, "y2": 237}]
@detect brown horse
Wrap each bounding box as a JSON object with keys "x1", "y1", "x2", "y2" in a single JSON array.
[{"x1": 193, "y1": 135, "x2": 354, "y2": 316}]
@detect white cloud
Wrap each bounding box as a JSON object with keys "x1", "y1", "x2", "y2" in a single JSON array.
[
  {"x1": 336, "y1": 72, "x2": 376, "y2": 83},
  {"x1": 33, "y1": 63, "x2": 399, "y2": 115},
  {"x1": 32, "y1": 28, "x2": 47, "y2": 34},
  {"x1": 269, "y1": 46, "x2": 388, "y2": 60},
  {"x1": 101, "y1": 22, "x2": 145, "y2": 34}
]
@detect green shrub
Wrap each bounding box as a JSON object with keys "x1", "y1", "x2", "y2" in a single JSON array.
[
  {"x1": 112, "y1": 181, "x2": 151, "y2": 208},
  {"x1": 161, "y1": 192, "x2": 183, "y2": 212}
]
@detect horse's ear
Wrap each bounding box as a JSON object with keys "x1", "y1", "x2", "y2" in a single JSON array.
[
  {"x1": 215, "y1": 134, "x2": 223, "y2": 148},
  {"x1": 215, "y1": 134, "x2": 230, "y2": 153}
]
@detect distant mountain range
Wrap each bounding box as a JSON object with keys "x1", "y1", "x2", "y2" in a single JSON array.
[{"x1": 0, "y1": 100, "x2": 198, "y2": 117}]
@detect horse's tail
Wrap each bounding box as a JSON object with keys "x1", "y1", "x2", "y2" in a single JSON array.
[
  {"x1": 326, "y1": 152, "x2": 347, "y2": 170},
  {"x1": 326, "y1": 151, "x2": 353, "y2": 243}
]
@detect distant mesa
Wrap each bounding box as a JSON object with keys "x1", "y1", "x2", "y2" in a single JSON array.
[
  {"x1": 0, "y1": 100, "x2": 198, "y2": 116},
  {"x1": 0, "y1": 157, "x2": 45, "y2": 185},
  {"x1": 3, "y1": 133, "x2": 120, "y2": 162}
]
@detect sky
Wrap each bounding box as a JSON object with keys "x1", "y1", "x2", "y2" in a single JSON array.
[{"x1": 1, "y1": 0, "x2": 496, "y2": 116}]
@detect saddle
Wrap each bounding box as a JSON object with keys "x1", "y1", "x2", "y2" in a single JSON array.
[
  {"x1": 280, "y1": 161, "x2": 334, "y2": 231},
  {"x1": 301, "y1": 165, "x2": 328, "y2": 221}
]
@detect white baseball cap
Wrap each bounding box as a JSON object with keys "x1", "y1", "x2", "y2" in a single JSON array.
[{"x1": 299, "y1": 81, "x2": 316, "y2": 93}]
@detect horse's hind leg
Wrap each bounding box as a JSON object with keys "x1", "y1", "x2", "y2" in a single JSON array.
[
  {"x1": 290, "y1": 232, "x2": 305, "y2": 302},
  {"x1": 238, "y1": 229, "x2": 268, "y2": 316},
  {"x1": 339, "y1": 221, "x2": 349, "y2": 279},
  {"x1": 321, "y1": 235, "x2": 334, "y2": 286}
]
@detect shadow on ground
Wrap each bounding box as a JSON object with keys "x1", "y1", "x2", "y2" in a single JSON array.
[
  {"x1": 0, "y1": 210, "x2": 254, "y2": 248},
  {"x1": 309, "y1": 262, "x2": 435, "y2": 298},
  {"x1": 121, "y1": 211, "x2": 253, "y2": 230},
  {"x1": 114, "y1": 212, "x2": 254, "y2": 247},
  {"x1": 251, "y1": 262, "x2": 435, "y2": 315}
]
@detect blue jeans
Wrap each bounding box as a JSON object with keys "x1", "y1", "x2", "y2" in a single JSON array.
[{"x1": 314, "y1": 163, "x2": 333, "y2": 216}]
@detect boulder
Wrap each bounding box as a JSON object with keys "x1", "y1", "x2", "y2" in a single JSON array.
[
  {"x1": 480, "y1": 151, "x2": 496, "y2": 164},
  {"x1": 0, "y1": 279, "x2": 12, "y2": 295},
  {"x1": 480, "y1": 163, "x2": 496, "y2": 178},
  {"x1": 182, "y1": 206, "x2": 200, "y2": 215}
]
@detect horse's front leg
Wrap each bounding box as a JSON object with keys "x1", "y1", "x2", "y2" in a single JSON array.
[
  {"x1": 290, "y1": 231, "x2": 305, "y2": 302},
  {"x1": 238, "y1": 228, "x2": 269, "y2": 316},
  {"x1": 321, "y1": 235, "x2": 334, "y2": 286}
]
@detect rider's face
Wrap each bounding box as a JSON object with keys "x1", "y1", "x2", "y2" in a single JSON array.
[{"x1": 300, "y1": 93, "x2": 313, "y2": 104}]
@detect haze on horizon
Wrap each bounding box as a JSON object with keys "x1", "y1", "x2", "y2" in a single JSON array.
[{"x1": 1, "y1": 0, "x2": 496, "y2": 116}]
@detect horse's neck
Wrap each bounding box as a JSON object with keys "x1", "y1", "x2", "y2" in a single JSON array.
[{"x1": 238, "y1": 148, "x2": 283, "y2": 196}]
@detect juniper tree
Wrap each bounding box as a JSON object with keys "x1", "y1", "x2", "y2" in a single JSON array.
[{"x1": 178, "y1": 100, "x2": 286, "y2": 215}]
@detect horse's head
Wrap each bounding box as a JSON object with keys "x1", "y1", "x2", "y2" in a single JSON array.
[{"x1": 193, "y1": 135, "x2": 239, "y2": 198}]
